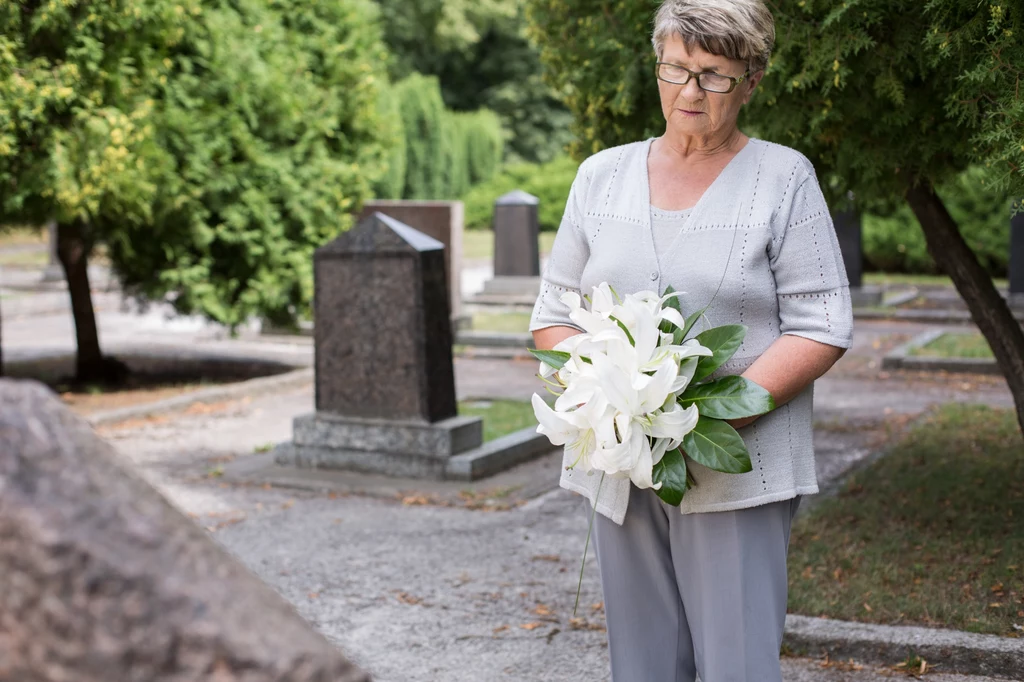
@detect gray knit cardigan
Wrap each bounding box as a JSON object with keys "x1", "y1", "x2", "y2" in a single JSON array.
[{"x1": 529, "y1": 137, "x2": 854, "y2": 523}]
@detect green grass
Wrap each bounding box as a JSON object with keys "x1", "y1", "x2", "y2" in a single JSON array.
[
  {"x1": 0, "y1": 250, "x2": 48, "y2": 267},
  {"x1": 462, "y1": 230, "x2": 556, "y2": 261},
  {"x1": 471, "y1": 312, "x2": 532, "y2": 333},
  {"x1": 0, "y1": 226, "x2": 46, "y2": 249},
  {"x1": 910, "y1": 332, "x2": 994, "y2": 359},
  {"x1": 863, "y1": 272, "x2": 1009, "y2": 289},
  {"x1": 458, "y1": 399, "x2": 537, "y2": 442},
  {"x1": 788, "y1": 404, "x2": 1024, "y2": 635}
]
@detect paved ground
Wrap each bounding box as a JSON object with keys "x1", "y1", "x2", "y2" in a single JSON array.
[{"x1": 2, "y1": 279, "x2": 1017, "y2": 681}]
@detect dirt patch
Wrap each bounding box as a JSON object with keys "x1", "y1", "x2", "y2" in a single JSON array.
[{"x1": 5, "y1": 350, "x2": 299, "y2": 417}]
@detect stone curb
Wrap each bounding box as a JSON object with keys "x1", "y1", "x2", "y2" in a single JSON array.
[
  {"x1": 783, "y1": 614, "x2": 1023, "y2": 679},
  {"x1": 454, "y1": 329, "x2": 534, "y2": 349},
  {"x1": 86, "y1": 367, "x2": 313, "y2": 428},
  {"x1": 881, "y1": 330, "x2": 1000, "y2": 375},
  {"x1": 445, "y1": 427, "x2": 552, "y2": 481},
  {"x1": 855, "y1": 305, "x2": 1024, "y2": 325}
]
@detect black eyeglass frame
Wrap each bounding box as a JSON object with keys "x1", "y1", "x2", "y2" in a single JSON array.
[{"x1": 654, "y1": 61, "x2": 751, "y2": 94}]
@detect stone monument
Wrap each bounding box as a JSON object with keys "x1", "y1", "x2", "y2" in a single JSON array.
[
  {"x1": 0, "y1": 379, "x2": 371, "y2": 682},
  {"x1": 357, "y1": 200, "x2": 465, "y2": 323},
  {"x1": 276, "y1": 212, "x2": 484, "y2": 478},
  {"x1": 832, "y1": 207, "x2": 882, "y2": 306},
  {"x1": 479, "y1": 190, "x2": 542, "y2": 301}
]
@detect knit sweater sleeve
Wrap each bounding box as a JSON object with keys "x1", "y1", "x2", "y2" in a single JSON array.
[
  {"x1": 768, "y1": 163, "x2": 854, "y2": 349},
  {"x1": 529, "y1": 165, "x2": 592, "y2": 332}
]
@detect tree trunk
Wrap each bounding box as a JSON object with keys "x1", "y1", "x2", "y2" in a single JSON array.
[
  {"x1": 56, "y1": 219, "x2": 105, "y2": 383},
  {"x1": 906, "y1": 180, "x2": 1024, "y2": 433}
]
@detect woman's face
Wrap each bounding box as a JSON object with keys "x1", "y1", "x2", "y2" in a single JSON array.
[{"x1": 656, "y1": 34, "x2": 762, "y2": 142}]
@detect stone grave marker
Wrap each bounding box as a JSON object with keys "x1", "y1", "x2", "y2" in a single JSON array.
[
  {"x1": 832, "y1": 208, "x2": 882, "y2": 306},
  {"x1": 277, "y1": 212, "x2": 484, "y2": 478},
  {"x1": 480, "y1": 190, "x2": 541, "y2": 300},
  {"x1": 0, "y1": 379, "x2": 371, "y2": 682}
]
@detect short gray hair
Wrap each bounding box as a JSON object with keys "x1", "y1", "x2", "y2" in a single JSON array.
[{"x1": 652, "y1": 0, "x2": 775, "y2": 73}]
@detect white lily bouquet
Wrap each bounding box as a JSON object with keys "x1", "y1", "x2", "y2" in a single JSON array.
[{"x1": 531, "y1": 283, "x2": 774, "y2": 508}]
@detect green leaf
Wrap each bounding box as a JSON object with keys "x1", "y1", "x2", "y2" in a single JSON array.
[
  {"x1": 661, "y1": 285, "x2": 683, "y2": 314},
  {"x1": 691, "y1": 324, "x2": 746, "y2": 382},
  {"x1": 681, "y1": 416, "x2": 753, "y2": 474},
  {"x1": 652, "y1": 447, "x2": 688, "y2": 506},
  {"x1": 528, "y1": 349, "x2": 571, "y2": 369},
  {"x1": 679, "y1": 376, "x2": 776, "y2": 420},
  {"x1": 680, "y1": 307, "x2": 706, "y2": 341}
]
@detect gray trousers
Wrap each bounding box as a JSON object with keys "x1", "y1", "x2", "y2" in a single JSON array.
[{"x1": 592, "y1": 487, "x2": 800, "y2": 682}]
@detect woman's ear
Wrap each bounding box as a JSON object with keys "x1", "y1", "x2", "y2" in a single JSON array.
[{"x1": 742, "y1": 70, "x2": 765, "y2": 104}]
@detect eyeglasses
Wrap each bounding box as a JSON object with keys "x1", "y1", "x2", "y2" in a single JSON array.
[{"x1": 655, "y1": 62, "x2": 750, "y2": 94}]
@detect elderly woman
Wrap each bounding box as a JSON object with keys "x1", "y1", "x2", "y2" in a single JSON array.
[{"x1": 530, "y1": 1, "x2": 853, "y2": 680}]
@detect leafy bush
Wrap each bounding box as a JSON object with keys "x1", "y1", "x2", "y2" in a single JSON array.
[
  {"x1": 462, "y1": 155, "x2": 579, "y2": 231},
  {"x1": 395, "y1": 73, "x2": 447, "y2": 200},
  {"x1": 864, "y1": 167, "x2": 1011, "y2": 276},
  {"x1": 372, "y1": 86, "x2": 408, "y2": 200},
  {"x1": 461, "y1": 109, "x2": 505, "y2": 185}
]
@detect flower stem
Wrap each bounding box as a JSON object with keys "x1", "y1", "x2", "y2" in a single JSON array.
[{"x1": 574, "y1": 472, "x2": 604, "y2": 617}]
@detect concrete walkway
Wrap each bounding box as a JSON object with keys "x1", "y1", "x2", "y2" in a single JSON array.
[{"x1": 2, "y1": 285, "x2": 1018, "y2": 680}]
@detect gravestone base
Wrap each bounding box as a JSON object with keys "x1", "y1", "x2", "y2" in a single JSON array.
[
  {"x1": 850, "y1": 285, "x2": 883, "y2": 307},
  {"x1": 276, "y1": 412, "x2": 484, "y2": 479},
  {"x1": 480, "y1": 275, "x2": 541, "y2": 298}
]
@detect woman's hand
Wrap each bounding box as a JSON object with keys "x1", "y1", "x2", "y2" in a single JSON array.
[
  {"x1": 726, "y1": 335, "x2": 847, "y2": 429},
  {"x1": 532, "y1": 325, "x2": 582, "y2": 351}
]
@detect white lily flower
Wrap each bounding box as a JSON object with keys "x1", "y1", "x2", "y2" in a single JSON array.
[
  {"x1": 648, "y1": 402, "x2": 699, "y2": 441},
  {"x1": 532, "y1": 393, "x2": 603, "y2": 472}
]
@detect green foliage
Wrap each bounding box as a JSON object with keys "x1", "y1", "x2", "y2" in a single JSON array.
[
  {"x1": 443, "y1": 112, "x2": 470, "y2": 200},
  {"x1": 372, "y1": 87, "x2": 408, "y2": 200},
  {"x1": 460, "y1": 109, "x2": 505, "y2": 185},
  {"x1": 864, "y1": 167, "x2": 1012, "y2": 276},
  {"x1": 0, "y1": 0, "x2": 195, "y2": 227},
  {"x1": 462, "y1": 155, "x2": 579, "y2": 230},
  {"x1": 378, "y1": 0, "x2": 572, "y2": 163},
  {"x1": 525, "y1": 1, "x2": 660, "y2": 159},
  {"x1": 395, "y1": 73, "x2": 448, "y2": 200},
  {"x1": 114, "y1": 0, "x2": 390, "y2": 328},
  {"x1": 1, "y1": 0, "x2": 392, "y2": 330},
  {"x1": 526, "y1": 1, "x2": 1024, "y2": 202}
]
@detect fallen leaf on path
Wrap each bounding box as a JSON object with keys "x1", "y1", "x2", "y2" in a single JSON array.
[
  {"x1": 395, "y1": 591, "x2": 424, "y2": 605},
  {"x1": 531, "y1": 554, "x2": 561, "y2": 562},
  {"x1": 519, "y1": 622, "x2": 543, "y2": 631},
  {"x1": 533, "y1": 604, "x2": 553, "y2": 616},
  {"x1": 492, "y1": 625, "x2": 509, "y2": 634}
]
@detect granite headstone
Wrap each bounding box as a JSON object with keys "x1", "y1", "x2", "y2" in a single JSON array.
[
  {"x1": 480, "y1": 190, "x2": 541, "y2": 300},
  {"x1": 279, "y1": 213, "x2": 483, "y2": 478},
  {"x1": 832, "y1": 207, "x2": 881, "y2": 306},
  {"x1": 0, "y1": 379, "x2": 371, "y2": 682},
  {"x1": 357, "y1": 201, "x2": 464, "y2": 319},
  {"x1": 493, "y1": 190, "x2": 540, "y2": 277}
]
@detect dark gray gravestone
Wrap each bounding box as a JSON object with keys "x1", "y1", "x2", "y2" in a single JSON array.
[
  {"x1": 0, "y1": 379, "x2": 371, "y2": 682},
  {"x1": 1010, "y1": 203, "x2": 1024, "y2": 296},
  {"x1": 833, "y1": 209, "x2": 863, "y2": 288},
  {"x1": 832, "y1": 208, "x2": 881, "y2": 306},
  {"x1": 315, "y1": 212, "x2": 456, "y2": 422},
  {"x1": 279, "y1": 213, "x2": 482, "y2": 478},
  {"x1": 479, "y1": 190, "x2": 541, "y2": 301},
  {"x1": 493, "y1": 190, "x2": 540, "y2": 277}
]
